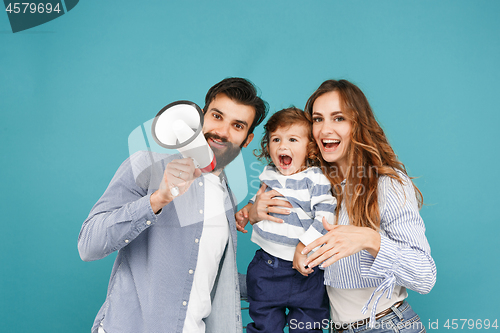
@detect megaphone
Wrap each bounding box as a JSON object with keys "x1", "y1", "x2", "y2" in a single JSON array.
[{"x1": 151, "y1": 101, "x2": 216, "y2": 173}]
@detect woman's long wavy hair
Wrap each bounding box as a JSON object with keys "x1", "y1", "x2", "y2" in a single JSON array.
[{"x1": 305, "y1": 80, "x2": 423, "y2": 230}]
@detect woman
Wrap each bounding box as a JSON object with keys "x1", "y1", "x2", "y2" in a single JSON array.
[{"x1": 246, "y1": 79, "x2": 436, "y2": 332}]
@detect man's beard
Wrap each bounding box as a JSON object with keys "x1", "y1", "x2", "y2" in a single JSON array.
[{"x1": 205, "y1": 133, "x2": 244, "y2": 172}]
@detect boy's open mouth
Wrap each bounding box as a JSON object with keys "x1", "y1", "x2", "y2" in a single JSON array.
[
  {"x1": 279, "y1": 154, "x2": 292, "y2": 168},
  {"x1": 322, "y1": 139, "x2": 340, "y2": 150}
]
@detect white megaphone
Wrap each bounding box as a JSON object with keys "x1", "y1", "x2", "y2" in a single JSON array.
[{"x1": 151, "y1": 101, "x2": 217, "y2": 173}]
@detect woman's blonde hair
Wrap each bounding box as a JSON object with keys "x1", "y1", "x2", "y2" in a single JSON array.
[{"x1": 305, "y1": 80, "x2": 423, "y2": 230}]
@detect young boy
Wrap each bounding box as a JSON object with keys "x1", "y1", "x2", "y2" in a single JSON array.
[{"x1": 236, "y1": 107, "x2": 335, "y2": 332}]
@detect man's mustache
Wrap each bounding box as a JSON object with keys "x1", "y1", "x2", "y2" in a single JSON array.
[{"x1": 205, "y1": 133, "x2": 229, "y2": 144}]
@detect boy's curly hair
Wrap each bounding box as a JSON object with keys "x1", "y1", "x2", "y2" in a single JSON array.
[{"x1": 254, "y1": 107, "x2": 320, "y2": 168}]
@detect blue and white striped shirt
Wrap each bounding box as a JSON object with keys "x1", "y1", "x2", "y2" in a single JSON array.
[
  {"x1": 250, "y1": 166, "x2": 337, "y2": 261},
  {"x1": 324, "y1": 170, "x2": 436, "y2": 325}
]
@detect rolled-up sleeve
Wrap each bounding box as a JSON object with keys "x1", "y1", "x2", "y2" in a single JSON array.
[{"x1": 300, "y1": 171, "x2": 336, "y2": 247}]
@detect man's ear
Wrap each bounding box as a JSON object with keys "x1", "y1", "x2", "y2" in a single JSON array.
[{"x1": 242, "y1": 133, "x2": 254, "y2": 148}]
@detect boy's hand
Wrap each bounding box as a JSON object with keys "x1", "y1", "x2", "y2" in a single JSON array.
[
  {"x1": 235, "y1": 204, "x2": 251, "y2": 233},
  {"x1": 292, "y1": 242, "x2": 314, "y2": 276}
]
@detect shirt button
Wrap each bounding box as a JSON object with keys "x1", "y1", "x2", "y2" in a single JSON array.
[
  {"x1": 195, "y1": 238, "x2": 199, "y2": 243},
  {"x1": 146, "y1": 220, "x2": 151, "y2": 225},
  {"x1": 183, "y1": 301, "x2": 187, "y2": 306},
  {"x1": 199, "y1": 210, "x2": 203, "y2": 214},
  {"x1": 189, "y1": 269, "x2": 194, "y2": 274},
  {"x1": 125, "y1": 239, "x2": 129, "y2": 243},
  {"x1": 267, "y1": 260, "x2": 272, "y2": 265},
  {"x1": 199, "y1": 182, "x2": 203, "y2": 186}
]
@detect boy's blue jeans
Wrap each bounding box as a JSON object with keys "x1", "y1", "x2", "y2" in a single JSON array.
[{"x1": 246, "y1": 249, "x2": 330, "y2": 333}]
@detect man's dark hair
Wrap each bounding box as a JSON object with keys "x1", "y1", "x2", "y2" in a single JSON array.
[{"x1": 203, "y1": 77, "x2": 269, "y2": 135}]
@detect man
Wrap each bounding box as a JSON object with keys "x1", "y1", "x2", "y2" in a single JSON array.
[{"x1": 78, "y1": 78, "x2": 268, "y2": 333}]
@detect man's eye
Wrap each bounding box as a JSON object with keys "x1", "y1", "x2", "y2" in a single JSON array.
[
  {"x1": 213, "y1": 113, "x2": 221, "y2": 119},
  {"x1": 234, "y1": 123, "x2": 243, "y2": 130}
]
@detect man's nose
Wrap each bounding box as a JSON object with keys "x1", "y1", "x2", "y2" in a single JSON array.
[{"x1": 214, "y1": 122, "x2": 230, "y2": 138}]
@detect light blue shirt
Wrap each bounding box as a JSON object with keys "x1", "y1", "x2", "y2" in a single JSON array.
[{"x1": 78, "y1": 151, "x2": 243, "y2": 333}]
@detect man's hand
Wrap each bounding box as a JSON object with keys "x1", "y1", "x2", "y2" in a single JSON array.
[{"x1": 150, "y1": 158, "x2": 202, "y2": 213}]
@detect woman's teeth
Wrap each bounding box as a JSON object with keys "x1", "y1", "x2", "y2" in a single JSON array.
[{"x1": 322, "y1": 139, "x2": 340, "y2": 149}]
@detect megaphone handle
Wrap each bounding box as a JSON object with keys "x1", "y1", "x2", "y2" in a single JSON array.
[
  {"x1": 170, "y1": 186, "x2": 180, "y2": 197},
  {"x1": 190, "y1": 157, "x2": 200, "y2": 168}
]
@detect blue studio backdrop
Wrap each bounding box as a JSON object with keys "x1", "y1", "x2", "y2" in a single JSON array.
[{"x1": 1, "y1": 1, "x2": 499, "y2": 332}]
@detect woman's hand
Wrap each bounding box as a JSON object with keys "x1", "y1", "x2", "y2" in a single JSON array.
[
  {"x1": 248, "y1": 183, "x2": 292, "y2": 224},
  {"x1": 293, "y1": 242, "x2": 314, "y2": 276},
  {"x1": 303, "y1": 217, "x2": 381, "y2": 269}
]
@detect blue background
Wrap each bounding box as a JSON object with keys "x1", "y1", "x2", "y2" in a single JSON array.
[{"x1": 1, "y1": 1, "x2": 499, "y2": 332}]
